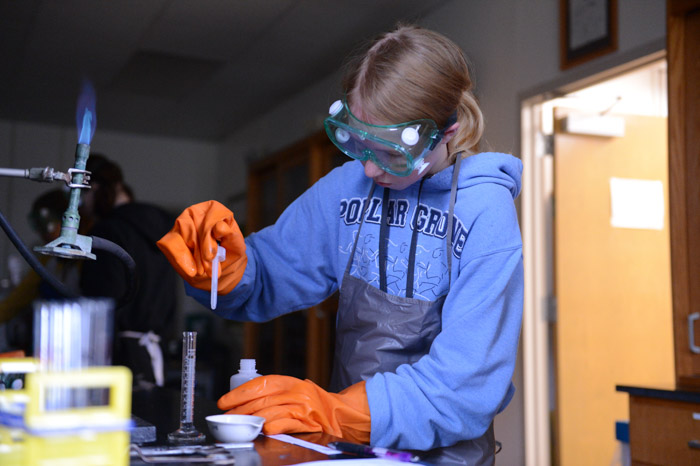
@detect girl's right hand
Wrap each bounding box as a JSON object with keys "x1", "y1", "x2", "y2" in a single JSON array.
[{"x1": 157, "y1": 200, "x2": 246, "y2": 294}]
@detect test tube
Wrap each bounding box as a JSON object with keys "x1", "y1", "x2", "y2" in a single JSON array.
[
  {"x1": 168, "y1": 331, "x2": 206, "y2": 444},
  {"x1": 33, "y1": 298, "x2": 113, "y2": 409}
]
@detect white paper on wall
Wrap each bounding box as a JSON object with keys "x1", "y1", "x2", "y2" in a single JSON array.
[{"x1": 609, "y1": 177, "x2": 664, "y2": 230}]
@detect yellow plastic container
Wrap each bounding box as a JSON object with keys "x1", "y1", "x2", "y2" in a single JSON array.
[
  {"x1": 0, "y1": 357, "x2": 38, "y2": 391},
  {"x1": 0, "y1": 360, "x2": 132, "y2": 466}
]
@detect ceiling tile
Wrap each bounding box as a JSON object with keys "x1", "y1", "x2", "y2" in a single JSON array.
[
  {"x1": 110, "y1": 50, "x2": 225, "y2": 101},
  {"x1": 0, "y1": 0, "x2": 456, "y2": 141}
]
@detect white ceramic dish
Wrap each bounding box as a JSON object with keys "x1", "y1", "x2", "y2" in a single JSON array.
[{"x1": 205, "y1": 414, "x2": 265, "y2": 443}]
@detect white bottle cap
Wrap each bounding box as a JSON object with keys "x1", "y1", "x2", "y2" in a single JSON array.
[
  {"x1": 240, "y1": 359, "x2": 256, "y2": 372},
  {"x1": 329, "y1": 100, "x2": 343, "y2": 115},
  {"x1": 401, "y1": 127, "x2": 420, "y2": 146}
]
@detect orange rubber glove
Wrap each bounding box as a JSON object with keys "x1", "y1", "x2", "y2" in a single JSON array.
[
  {"x1": 156, "y1": 200, "x2": 246, "y2": 294},
  {"x1": 218, "y1": 375, "x2": 371, "y2": 444}
]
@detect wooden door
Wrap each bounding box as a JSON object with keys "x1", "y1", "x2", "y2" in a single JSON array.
[
  {"x1": 245, "y1": 131, "x2": 345, "y2": 388},
  {"x1": 553, "y1": 111, "x2": 675, "y2": 465},
  {"x1": 667, "y1": 0, "x2": 700, "y2": 388}
]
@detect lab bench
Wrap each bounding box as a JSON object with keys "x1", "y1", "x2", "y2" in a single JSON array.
[
  {"x1": 131, "y1": 385, "x2": 339, "y2": 465},
  {"x1": 616, "y1": 384, "x2": 700, "y2": 466}
]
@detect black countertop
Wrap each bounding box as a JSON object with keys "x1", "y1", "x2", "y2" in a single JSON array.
[{"x1": 616, "y1": 383, "x2": 700, "y2": 404}]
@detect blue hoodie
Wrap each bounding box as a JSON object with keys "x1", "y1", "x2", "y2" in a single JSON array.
[{"x1": 186, "y1": 152, "x2": 524, "y2": 450}]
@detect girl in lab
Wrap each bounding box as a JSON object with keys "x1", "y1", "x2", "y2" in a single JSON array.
[{"x1": 158, "y1": 25, "x2": 523, "y2": 465}]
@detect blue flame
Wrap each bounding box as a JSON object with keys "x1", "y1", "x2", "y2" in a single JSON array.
[{"x1": 76, "y1": 80, "x2": 97, "y2": 144}]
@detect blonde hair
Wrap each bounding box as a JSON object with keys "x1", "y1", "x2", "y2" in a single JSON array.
[{"x1": 342, "y1": 25, "x2": 484, "y2": 158}]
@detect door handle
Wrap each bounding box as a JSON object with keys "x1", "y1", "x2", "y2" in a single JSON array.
[
  {"x1": 689, "y1": 312, "x2": 700, "y2": 354},
  {"x1": 688, "y1": 439, "x2": 700, "y2": 450}
]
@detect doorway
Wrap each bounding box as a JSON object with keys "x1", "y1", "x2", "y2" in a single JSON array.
[{"x1": 521, "y1": 57, "x2": 671, "y2": 466}]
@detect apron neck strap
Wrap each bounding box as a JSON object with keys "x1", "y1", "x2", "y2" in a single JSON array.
[
  {"x1": 404, "y1": 178, "x2": 426, "y2": 298},
  {"x1": 344, "y1": 182, "x2": 376, "y2": 276},
  {"x1": 446, "y1": 153, "x2": 463, "y2": 284},
  {"x1": 379, "y1": 188, "x2": 391, "y2": 292}
]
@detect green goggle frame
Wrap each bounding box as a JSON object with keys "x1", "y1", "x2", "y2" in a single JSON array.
[{"x1": 324, "y1": 99, "x2": 451, "y2": 177}]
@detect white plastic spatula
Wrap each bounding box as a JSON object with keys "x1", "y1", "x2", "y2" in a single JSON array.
[{"x1": 210, "y1": 243, "x2": 226, "y2": 309}]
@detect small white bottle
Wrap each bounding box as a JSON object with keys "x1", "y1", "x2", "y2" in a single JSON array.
[{"x1": 230, "y1": 359, "x2": 261, "y2": 390}]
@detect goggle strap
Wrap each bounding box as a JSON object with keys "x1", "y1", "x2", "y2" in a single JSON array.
[{"x1": 429, "y1": 111, "x2": 459, "y2": 150}]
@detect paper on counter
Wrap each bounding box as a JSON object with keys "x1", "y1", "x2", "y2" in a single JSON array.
[
  {"x1": 290, "y1": 459, "x2": 405, "y2": 465},
  {"x1": 216, "y1": 442, "x2": 254, "y2": 449},
  {"x1": 266, "y1": 434, "x2": 340, "y2": 455},
  {"x1": 609, "y1": 177, "x2": 664, "y2": 230}
]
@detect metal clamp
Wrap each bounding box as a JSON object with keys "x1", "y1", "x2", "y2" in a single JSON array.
[
  {"x1": 689, "y1": 313, "x2": 700, "y2": 354},
  {"x1": 129, "y1": 444, "x2": 235, "y2": 464},
  {"x1": 66, "y1": 168, "x2": 91, "y2": 188}
]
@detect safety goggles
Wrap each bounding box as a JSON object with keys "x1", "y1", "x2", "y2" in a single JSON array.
[{"x1": 324, "y1": 98, "x2": 451, "y2": 177}]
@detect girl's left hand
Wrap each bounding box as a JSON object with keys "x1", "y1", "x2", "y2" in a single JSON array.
[{"x1": 218, "y1": 375, "x2": 371, "y2": 444}]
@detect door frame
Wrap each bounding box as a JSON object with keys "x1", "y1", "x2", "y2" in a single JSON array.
[{"x1": 519, "y1": 43, "x2": 666, "y2": 466}]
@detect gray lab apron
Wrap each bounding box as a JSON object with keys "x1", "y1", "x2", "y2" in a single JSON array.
[{"x1": 329, "y1": 155, "x2": 496, "y2": 465}]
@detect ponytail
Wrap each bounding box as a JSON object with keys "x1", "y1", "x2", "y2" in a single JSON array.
[{"x1": 449, "y1": 89, "x2": 484, "y2": 159}]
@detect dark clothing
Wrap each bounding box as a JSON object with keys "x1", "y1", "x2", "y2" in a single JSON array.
[{"x1": 80, "y1": 202, "x2": 177, "y2": 384}]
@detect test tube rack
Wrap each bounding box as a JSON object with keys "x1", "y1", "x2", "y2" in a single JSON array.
[{"x1": 0, "y1": 358, "x2": 132, "y2": 466}]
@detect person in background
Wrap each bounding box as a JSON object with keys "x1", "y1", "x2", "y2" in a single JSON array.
[
  {"x1": 0, "y1": 189, "x2": 81, "y2": 351},
  {"x1": 80, "y1": 154, "x2": 178, "y2": 388},
  {"x1": 158, "y1": 25, "x2": 523, "y2": 464}
]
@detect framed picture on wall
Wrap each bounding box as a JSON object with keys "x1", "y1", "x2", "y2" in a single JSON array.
[{"x1": 560, "y1": 0, "x2": 618, "y2": 69}]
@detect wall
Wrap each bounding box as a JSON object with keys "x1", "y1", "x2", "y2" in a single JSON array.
[
  {"x1": 214, "y1": 1, "x2": 666, "y2": 464},
  {"x1": 216, "y1": 71, "x2": 342, "y2": 225},
  {"x1": 0, "y1": 120, "x2": 218, "y2": 284}
]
